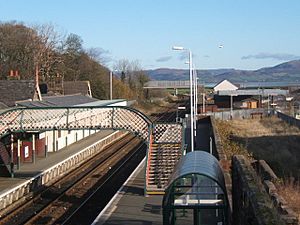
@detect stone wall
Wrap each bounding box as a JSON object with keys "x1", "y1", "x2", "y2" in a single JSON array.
[
  {"x1": 232, "y1": 155, "x2": 285, "y2": 225},
  {"x1": 252, "y1": 160, "x2": 299, "y2": 225},
  {"x1": 209, "y1": 116, "x2": 232, "y2": 219},
  {"x1": 207, "y1": 108, "x2": 269, "y2": 120},
  {"x1": 211, "y1": 115, "x2": 299, "y2": 225}
]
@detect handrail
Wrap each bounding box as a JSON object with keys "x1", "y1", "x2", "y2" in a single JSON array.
[
  {"x1": 0, "y1": 106, "x2": 152, "y2": 139},
  {"x1": 145, "y1": 130, "x2": 153, "y2": 188}
]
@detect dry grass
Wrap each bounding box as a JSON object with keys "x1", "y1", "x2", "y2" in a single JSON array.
[
  {"x1": 131, "y1": 99, "x2": 170, "y2": 116},
  {"x1": 215, "y1": 116, "x2": 300, "y2": 217},
  {"x1": 277, "y1": 180, "x2": 300, "y2": 221},
  {"x1": 217, "y1": 116, "x2": 300, "y2": 178},
  {"x1": 215, "y1": 119, "x2": 252, "y2": 159},
  {"x1": 229, "y1": 116, "x2": 300, "y2": 137}
]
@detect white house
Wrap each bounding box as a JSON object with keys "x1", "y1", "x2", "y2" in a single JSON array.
[{"x1": 213, "y1": 80, "x2": 238, "y2": 93}]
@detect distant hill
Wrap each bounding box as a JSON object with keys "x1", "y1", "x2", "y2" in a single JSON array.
[{"x1": 145, "y1": 60, "x2": 300, "y2": 83}]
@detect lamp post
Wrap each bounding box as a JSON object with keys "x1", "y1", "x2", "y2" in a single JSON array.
[
  {"x1": 172, "y1": 46, "x2": 194, "y2": 152},
  {"x1": 193, "y1": 68, "x2": 198, "y2": 137},
  {"x1": 202, "y1": 92, "x2": 205, "y2": 114},
  {"x1": 230, "y1": 94, "x2": 233, "y2": 119}
]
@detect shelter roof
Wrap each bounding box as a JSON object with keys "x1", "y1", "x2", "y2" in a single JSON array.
[
  {"x1": 16, "y1": 94, "x2": 126, "y2": 108},
  {"x1": 16, "y1": 94, "x2": 98, "y2": 107},
  {"x1": 167, "y1": 151, "x2": 226, "y2": 192},
  {"x1": 77, "y1": 99, "x2": 126, "y2": 107}
]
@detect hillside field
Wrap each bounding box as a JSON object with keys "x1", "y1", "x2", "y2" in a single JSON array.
[{"x1": 215, "y1": 117, "x2": 300, "y2": 219}]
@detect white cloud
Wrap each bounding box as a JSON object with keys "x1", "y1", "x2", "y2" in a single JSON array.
[
  {"x1": 156, "y1": 56, "x2": 172, "y2": 62},
  {"x1": 241, "y1": 52, "x2": 300, "y2": 61}
]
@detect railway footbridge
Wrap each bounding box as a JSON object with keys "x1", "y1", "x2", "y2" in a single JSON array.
[{"x1": 0, "y1": 106, "x2": 183, "y2": 194}]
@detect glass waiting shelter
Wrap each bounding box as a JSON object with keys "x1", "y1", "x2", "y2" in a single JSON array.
[{"x1": 163, "y1": 151, "x2": 229, "y2": 225}]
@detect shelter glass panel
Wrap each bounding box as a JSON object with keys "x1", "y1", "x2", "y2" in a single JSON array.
[
  {"x1": 174, "y1": 209, "x2": 193, "y2": 225},
  {"x1": 163, "y1": 151, "x2": 229, "y2": 225},
  {"x1": 172, "y1": 174, "x2": 225, "y2": 208}
]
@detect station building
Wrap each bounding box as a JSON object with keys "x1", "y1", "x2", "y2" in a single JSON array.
[{"x1": 0, "y1": 79, "x2": 127, "y2": 174}]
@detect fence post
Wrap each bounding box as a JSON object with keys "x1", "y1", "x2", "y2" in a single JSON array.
[
  {"x1": 32, "y1": 134, "x2": 36, "y2": 163},
  {"x1": 10, "y1": 133, "x2": 14, "y2": 178},
  {"x1": 17, "y1": 139, "x2": 21, "y2": 170}
]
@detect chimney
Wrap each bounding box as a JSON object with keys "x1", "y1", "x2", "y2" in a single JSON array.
[{"x1": 15, "y1": 70, "x2": 19, "y2": 79}]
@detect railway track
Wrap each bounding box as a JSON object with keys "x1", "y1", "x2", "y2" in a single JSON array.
[
  {"x1": 151, "y1": 101, "x2": 189, "y2": 122},
  {"x1": 0, "y1": 133, "x2": 144, "y2": 225},
  {"x1": 0, "y1": 99, "x2": 188, "y2": 225},
  {"x1": 62, "y1": 140, "x2": 146, "y2": 225}
]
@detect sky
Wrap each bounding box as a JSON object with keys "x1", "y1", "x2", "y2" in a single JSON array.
[{"x1": 0, "y1": 0, "x2": 300, "y2": 71}]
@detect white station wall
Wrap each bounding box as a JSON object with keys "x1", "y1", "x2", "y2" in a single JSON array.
[
  {"x1": 43, "y1": 129, "x2": 100, "y2": 152},
  {"x1": 40, "y1": 100, "x2": 127, "y2": 152}
]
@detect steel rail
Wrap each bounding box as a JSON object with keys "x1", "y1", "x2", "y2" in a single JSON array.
[
  {"x1": 24, "y1": 137, "x2": 142, "y2": 225},
  {"x1": 60, "y1": 141, "x2": 146, "y2": 225},
  {"x1": 0, "y1": 133, "x2": 135, "y2": 225}
]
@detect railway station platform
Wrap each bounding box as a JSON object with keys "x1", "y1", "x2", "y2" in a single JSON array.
[
  {"x1": 93, "y1": 159, "x2": 163, "y2": 225},
  {"x1": 0, "y1": 130, "x2": 124, "y2": 212},
  {"x1": 94, "y1": 153, "x2": 229, "y2": 225},
  {"x1": 93, "y1": 116, "x2": 230, "y2": 225}
]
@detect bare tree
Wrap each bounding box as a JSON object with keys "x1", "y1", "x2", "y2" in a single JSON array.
[
  {"x1": 114, "y1": 59, "x2": 149, "y2": 98},
  {"x1": 33, "y1": 24, "x2": 64, "y2": 82},
  {"x1": 86, "y1": 47, "x2": 110, "y2": 65},
  {"x1": 0, "y1": 22, "x2": 65, "y2": 80},
  {"x1": 114, "y1": 59, "x2": 131, "y2": 83}
]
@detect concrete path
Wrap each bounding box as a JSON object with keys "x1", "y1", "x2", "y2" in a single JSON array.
[
  {"x1": 195, "y1": 116, "x2": 211, "y2": 152},
  {"x1": 93, "y1": 160, "x2": 163, "y2": 225}
]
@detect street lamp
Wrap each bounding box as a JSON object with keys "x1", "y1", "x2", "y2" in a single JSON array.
[
  {"x1": 185, "y1": 61, "x2": 198, "y2": 136},
  {"x1": 172, "y1": 46, "x2": 194, "y2": 152},
  {"x1": 193, "y1": 68, "x2": 198, "y2": 137}
]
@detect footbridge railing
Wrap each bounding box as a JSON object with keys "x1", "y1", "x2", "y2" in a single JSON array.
[
  {"x1": 0, "y1": 106, "x2": 152, "y2": 140},
  {"x1": 0, "y1": 106, "x2": 183, "y2": 193}
]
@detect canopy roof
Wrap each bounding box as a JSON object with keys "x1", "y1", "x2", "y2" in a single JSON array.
[{"x1": 167, "y1": 151, "x2": 226, "y2": 193}]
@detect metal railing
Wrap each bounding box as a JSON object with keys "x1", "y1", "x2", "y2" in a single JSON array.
[{"x1": 207, "y1": 108, "x2": 271, "y2": 120}]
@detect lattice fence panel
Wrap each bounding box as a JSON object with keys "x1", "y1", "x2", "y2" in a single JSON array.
[
  {"x1": 153, "y1": 123, "x2": 182, "y2": 143},
  {"x1": 67, "y1": 108, "x2": 113, "y2": 129},
  {"x1": 0, "y1": 107, "x2": 151, "y2": 141},
  {"x1": 0, "y1": 110, "x2": 23, "y2": 135},
  {"x1": 113, "y1": 108, "x2": 149, "y2": 139},
  {"x1": 21, "y1": 109, "x2": 68, "y2": 130}
]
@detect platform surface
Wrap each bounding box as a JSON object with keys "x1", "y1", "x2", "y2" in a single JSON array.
[
  {"x1": 0, "y1": 130, "x2": 114, "y2": 194},
  {"x1": 93, "y1": 161, "x2": 163, "y2": 225}
]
